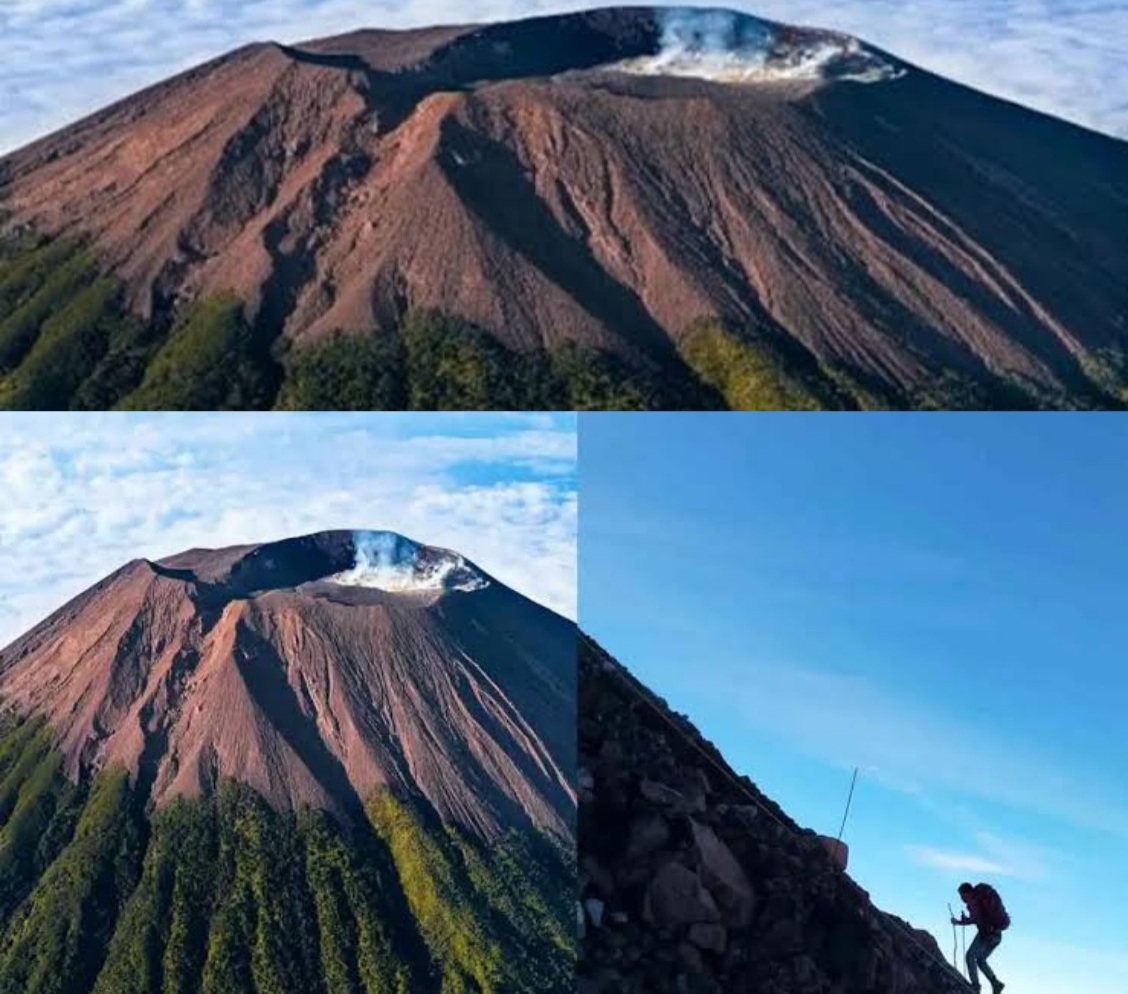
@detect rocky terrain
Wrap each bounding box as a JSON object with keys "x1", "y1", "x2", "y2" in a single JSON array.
[
  {"x1": 578, "y1": 634, "x2": 970, "y2": 993},
  {"x1": 0, "y1": 531, "x2": 575, "y2": 993},
  {"x1": 1, "y1": 6, "x2": 1127, "y2": 410}
]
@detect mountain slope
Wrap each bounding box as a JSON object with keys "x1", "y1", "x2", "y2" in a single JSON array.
[
  {"x1": 577, "y1": 634, "x2": 968, "y2": 994},
  {"x1": 2, "y1": 6, "x2": 1127, "y2": 410},
  {"x1": 0, "y1": 531, "x2": 576, "y2": 993}
]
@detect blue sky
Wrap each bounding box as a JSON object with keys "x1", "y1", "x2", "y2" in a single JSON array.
[
  {"x1": 0, "y1": 413, "x2": 577, "y2": 645},
  {"x1": 2, "y1": 0, "x2": 1127, "y2": 153},
  {"x1": 580, "y1": 413, "x2": 1128, "y2": 994}
]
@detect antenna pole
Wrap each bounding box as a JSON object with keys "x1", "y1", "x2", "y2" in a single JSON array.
[{"x1": 836, "y1": 767, "x2": 859, "y2": 843}]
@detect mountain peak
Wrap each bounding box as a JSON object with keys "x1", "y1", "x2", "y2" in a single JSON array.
[
  {"x1": 0, "y1": 531, "x2": 571, "y2": 839},
  {"x1": 285, "y1": 6, "x2": 902, "y2": 88},
  {"x1": 1, "y1": 5, "x2": 1125, "y2": 412},
  {"x1": 154, "y1": 529, "x2": 488, "y2": 598}
]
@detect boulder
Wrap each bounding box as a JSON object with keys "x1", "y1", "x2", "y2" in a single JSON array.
[
  {"x1": 643, "y1": 862, "x2": 721, "y2": 926},
  {"x1": 689, "y1": 820, "x2": 756, "y2": 926},
  {"x1": 688, "y1": 922, "x2": 727, "y2": 954},
  {"x1": 819, "y1": 835, "x2": 849, "y2": 870}
]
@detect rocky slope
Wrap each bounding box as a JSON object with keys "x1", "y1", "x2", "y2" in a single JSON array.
[
  {"x1": 0, "y1": 530, "x2": 576, "y2": 993},
  {"x1": 577, "y1": 634, "x2": 969, "y2": 994},
  {"x1": 1, "y1": 6, "x2": 1127, "y2": 410}
]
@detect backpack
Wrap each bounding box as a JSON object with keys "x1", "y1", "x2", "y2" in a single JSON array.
[{"x1": 974, "y1": 883, "x2": 1011, "y2": 931}]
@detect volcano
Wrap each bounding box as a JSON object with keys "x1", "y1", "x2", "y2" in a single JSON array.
[
  {"x1": 578, "y1": 634, "x2": 969, "y2": 994},
  {"x1": 0, "y1": 530, "x2": 576, "y2": 994},
  {"x1": 1, "y1": 5, "x2": 1127, "y2": 410}
]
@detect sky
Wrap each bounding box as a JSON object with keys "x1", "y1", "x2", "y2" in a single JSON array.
[
  {"x1": 2, "y1": 0, "x2": 1127, "y2": 154},
  {"x1": 580, "y1": 413, "x2": 1128, "y2": 994},
  {"x1": 0, "y1": 412, "x2": 577, "y2": 647}
]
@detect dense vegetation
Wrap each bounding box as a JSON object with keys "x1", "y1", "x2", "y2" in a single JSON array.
[
  {"x1": 676, "y1": 321, "x2": 850, "y2": 411},
  {"x1": 275, "y1": 314, "x2": 713, "y2": 411},
  {"x1": 1, "y1": 231, "x2": 1119, "y2": 411},
  {"x1": 117, "y1": 296, "x2": 271, "y2": 411},
  {"x1": 367, "y1": 793, "x2": 574, "y2": 994},
  {"x1": 0, "y1": 715, "x2": 574, "y2": 994}
]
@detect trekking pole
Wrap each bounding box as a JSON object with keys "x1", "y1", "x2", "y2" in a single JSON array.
[
  {"x1": 948, "y1": 904, "x2": 958, "y2": 973},
  {"x1": 960, "y1": 925, "x2": 966, "y2": 975}
]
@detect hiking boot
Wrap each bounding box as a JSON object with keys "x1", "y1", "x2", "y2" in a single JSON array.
[{"x1": 991, "y1": 983, "x2": 1005, "y2": 994}]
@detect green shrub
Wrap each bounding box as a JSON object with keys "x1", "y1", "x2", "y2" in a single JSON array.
[
  {"x1": 275, "y1": 332, "x2": 408, "y2": 410},
  {"x1": 0, "y1": 769, "x2": 141, "y2": 994},
  {"x1": 117, "y1": 296, "x2": 269, "y2": 410},
  {"x1": 402, "y1": 310, "x2": 538, "y2": 411},
  {"x1": 548, "y1": 345, "x2": 672, "y2": 411},
  {"x1": 678, "y1": 322, "x2": 835, "y2": 411},
  {"x1": 0, "y1": 248, "x2": 98, "y2": 374},
  {"x1": 0, "y1": 278, "x2": 125, "y2": 409},
  {"x1": 0, "y1": 238, "x2": 86, "y2": 315}
]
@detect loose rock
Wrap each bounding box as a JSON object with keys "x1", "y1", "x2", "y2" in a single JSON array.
[{"x1": 578, "y1": 637, "x2": 970, "y2": 994}]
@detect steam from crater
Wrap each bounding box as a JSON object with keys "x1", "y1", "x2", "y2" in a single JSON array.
[
  {"x1": 329, "y1": 531, "x2": 488, "y2": 593},
  {"x1": 612, "y1": 7, "x2": 904, "y2": 85}
]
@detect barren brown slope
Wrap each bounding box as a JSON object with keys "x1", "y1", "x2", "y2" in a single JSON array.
[
  {"x1": 1, "y1": 6, "x2": 1127, "y2": 400},
  {"x1": 0, "y1": 530, "x2": 576, "y2": 842}
]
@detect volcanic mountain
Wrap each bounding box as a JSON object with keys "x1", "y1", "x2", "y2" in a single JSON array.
[
  {"x1": 0, "y1": 530, "x2": 575, "y2": 994},
  {"x1": 1, "y1": 5, "x2": 1127, "y2": 410},
  {"x1": 578, "y1": 634, "x2": 970, "y2": 994}
]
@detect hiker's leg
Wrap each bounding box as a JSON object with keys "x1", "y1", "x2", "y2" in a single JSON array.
[
  {"x1": 966, "y1": 935, "x2": 982, "y2": 987},
  {"x1": 978, "y1": 934, "x2": 1002, "y2": 986}
]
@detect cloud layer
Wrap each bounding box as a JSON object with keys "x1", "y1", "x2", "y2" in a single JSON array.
[
  {"x1": 1, "y1": 0, "x2": 1126, "y2": 154},
  {"x1": 0, "y1": 413, "x2": 578, "y2": 646}
]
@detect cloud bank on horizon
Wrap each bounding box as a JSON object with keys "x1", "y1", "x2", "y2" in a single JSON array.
[
  {"x1": 1, "y1": 0, "x2": 1127, "y2": 154},
  {"x1": 0, "y1": 413, "x2": 578, "y2": 646}
]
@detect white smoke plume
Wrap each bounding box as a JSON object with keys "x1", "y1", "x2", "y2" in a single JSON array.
[
  {"x1": 611, "y1": 7, "x2": 904, "y2": 85},
  {"x1": 330, "y1": 530, "x2": 488, "y2": 593}
]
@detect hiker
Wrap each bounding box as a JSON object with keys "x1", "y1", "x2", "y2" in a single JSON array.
[{"x1": 951, "y1": 881, "x2": 1009, "y2": 993}]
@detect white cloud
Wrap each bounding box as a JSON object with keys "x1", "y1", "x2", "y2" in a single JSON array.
[
  {"x1": 0, "y1": 413, "x2": 578, "y2": 646},
  {"x1": 1, "y1": 0, "x2": 1127, "y2": 155},
  {"x1": 907, "y1": 846, "x2": 1012, "y2": 875},
  {"x1": 904, "y1": 835, "x2": 1054, "y2": 880}
]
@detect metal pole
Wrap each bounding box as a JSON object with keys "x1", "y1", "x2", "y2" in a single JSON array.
[
  {"x1": 948, "y1": 903, "x2": 958, "y2": 972},
  {"x1": 836, "y1": 767, "x2": 859, "y2": 843}
]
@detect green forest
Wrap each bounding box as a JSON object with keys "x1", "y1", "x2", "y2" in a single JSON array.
[
  {"x1": 0, "y1": 714, "x2": 575, "y2": 994},
  {"x1": 1, "y1": 232, "x2": 1109, "y2": 412}
]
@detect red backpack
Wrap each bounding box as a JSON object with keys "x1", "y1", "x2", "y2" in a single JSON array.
[{"x1": 974, "y1": 883, "x2": 1011, "y2": 931}]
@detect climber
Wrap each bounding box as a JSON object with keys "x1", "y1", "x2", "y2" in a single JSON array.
[{"x1": 951, "y1": 882, "x2": 1009, "y2": 994}]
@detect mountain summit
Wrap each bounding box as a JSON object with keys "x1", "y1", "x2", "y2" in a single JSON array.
[
  {"x1": 0, "y1": 531, "x2": 575, "y2": 993},
  {"x1": 0, "y1": 529, "x2": 573, "y2": 838},
  {"x1": 1, "y1": 6, "x2": 1126, "y2": 411}
]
